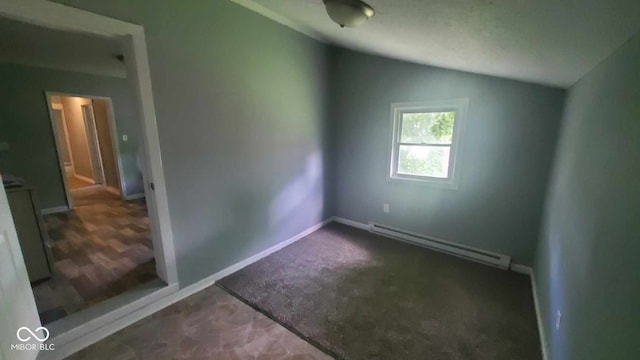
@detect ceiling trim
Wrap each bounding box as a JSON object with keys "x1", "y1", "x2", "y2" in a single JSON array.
[
  {"x1": 229, "y1": 0, "x2": 327, "y2": 43},
  {"x1": 0, "y1": 59, "x2": 127, "y2": 78}
]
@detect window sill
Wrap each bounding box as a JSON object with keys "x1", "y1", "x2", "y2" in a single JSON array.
[{"x1": 388, "y1": 175, "x2": 459, "y2": 190}]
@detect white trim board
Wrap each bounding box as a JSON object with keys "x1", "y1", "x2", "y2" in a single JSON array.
[
  {"x1": 370, "y1": 221, "x2": 510, "y2": 269},
  {"x1": 125, "y1": 193, "x2": 145, "y2": 200},
  {"x1": 510, "y1": 264, "x2": 549, "y2": 360},
  {"x1": 51, "y1": 102, "x2": 76, "y2": 175},
  {"x1": 332, "y1": 216, "x2": 370, "y2": 230},
  {"x1": 530, "y1": 270, "x2": 549, "y2": 360},
  {"x1": 333, "y1": 216, "x2": 511, "y2": 269},
  {"x1": 229, "y1": 0, "x2": 326, "y2": 43},
  {"x1": 199, "y1": 218, "x2": 333, "y2": 283},
  {"x1": 509, "y1": 263, "x2": 532, "y2": 275},
  {"x1": 103, "y1": 97, "x2": 128, "y2": 200},
  {"x1": 41, "y1": 205, "x2": 69, "y2": 215},
  {"x1": 73, "y1": 174, "x2": 96, "y2": 185},
  {"x1": 44, "y1": 218, "x2": 331, "y2": 359},
  {"x1": 105, "y1": 186, "x2": 120, "y2": 196},
  {"x1": 46, "y1": 100, "x2": 76, "y2": 210}
]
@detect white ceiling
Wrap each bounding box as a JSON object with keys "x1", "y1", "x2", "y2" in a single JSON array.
[
  {"x1": 236, "y1": 0, "x2": 640, "y2": 88},
  {"x1": 0, "y1": 16, "x2": 126, "y2": 78}
]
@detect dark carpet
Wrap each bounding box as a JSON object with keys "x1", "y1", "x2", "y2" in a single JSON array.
[{"x1": 218, "y1": 222, "x2": 541, "y2": 360}]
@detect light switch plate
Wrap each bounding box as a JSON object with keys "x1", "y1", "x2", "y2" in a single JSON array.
[{"x1": 0, "y1": 141, "x2": 9, "y2": 152}]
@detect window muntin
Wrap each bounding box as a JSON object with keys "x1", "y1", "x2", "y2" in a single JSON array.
[{"x1": 397, "y1": 144, "x2": 450, "y2": 178}]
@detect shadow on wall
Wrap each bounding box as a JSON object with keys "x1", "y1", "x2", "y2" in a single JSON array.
[
  {"x1": 175, "y1": 150, "x2": 326, "y2": 285},
  {"x1": 269, "y1": 151, "x2": 324, "y2": 226},
  {"x1": 534, "y1": 29, "x2": 640, "y2": 360}
]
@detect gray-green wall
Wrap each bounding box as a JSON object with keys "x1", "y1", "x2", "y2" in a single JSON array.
[
  {"x1": 534, "y1": 31, "x2": 640, "y2": 360},
  {"x1": 53, "y1": 0, "x2": 332, "y2": 286},
  {"x1": 328, "y1": 47, "x2": 566, "y2": 265},
  {"x1": 0, "y1": 63, "x2": 144, "y2": 208},
  {"x1": 14, "y1": 3, "x2": 638, "y2": 357}
]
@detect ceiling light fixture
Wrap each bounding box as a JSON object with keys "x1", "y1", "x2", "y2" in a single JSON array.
[{"x1": 323, "y1": 0, "x2": 375, "y2": 28}]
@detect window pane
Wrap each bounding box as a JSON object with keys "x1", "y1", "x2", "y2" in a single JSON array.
[
  {"x1": 400, "y1": 112, "x2": 455, "y2": 144},
  {"x1": 398, "y1": 145, "x2": 450, "y2": 178}
]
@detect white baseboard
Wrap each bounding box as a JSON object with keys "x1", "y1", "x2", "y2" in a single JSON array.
[
  {"x1": 509, "y1": 263, "x2": 532, "y2": 275},
  {"x1": 48, "y1": 218, "x2": 331, "y2": 359},
  {"x1": 333, "y1": 217, "x2": 547, "y2": 359},
  {"x1": 508, "y1": 263, "x2": 547, "y2": 360},
  {"x1": 105, "y1": 186, "x2": 120, "y2": 196},
  {"x1": 124, "y1": 193, "x2": 145, "y2": 200},
  {"x1": 529, "y1": 269, "x2": 548, "y2": 360},
  {"x1": 64, "y1": 165, "x2": 74, "y2": 177},
  {"x1": 42, "y1": 206, "x2": 69, "y2": 215},
  {"x1": 370, "y1": 221, "x2": 511, "y2": 269},
  {"x1": 332, "y1": 216, "x2": 511, "y2": 268},
  {"x1": 205, "y1": 217, "x2": 332, "y2": 282},
  {"x1": 73, "y1": 174, "x2": 95, "y2": 184},
  {"x1": 331, "y1": 216, "x2": 370, "y2": 230}
]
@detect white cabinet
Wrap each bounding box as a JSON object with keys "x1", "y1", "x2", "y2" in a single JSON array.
[{"x1": 6, "y1": 187, "x2": 53, "y2": 282}]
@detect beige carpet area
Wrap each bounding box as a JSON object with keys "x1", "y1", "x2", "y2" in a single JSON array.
[{"x1": 65, "y1": 286, "x2": 329, "y2": 359}]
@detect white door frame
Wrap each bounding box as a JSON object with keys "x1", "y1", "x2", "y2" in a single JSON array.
[
  {"x1": 81, "y1": 103, "x2": 106, "y2": 186},
  {"x1": 0, "y1": 173, "x2": 42, "y2": 360},
  {"x1": 47, "y1": 103, "x2": 77, "y2": 210},
  {"x1": 0, "y1": 0, "x2": 178, "y2": 286},
  {"x1": 50, "y1": 103, "x2": 75, "y2": 171},
  {"x1": 103, "y1": 98, "x2": 125, "y2": 197}
]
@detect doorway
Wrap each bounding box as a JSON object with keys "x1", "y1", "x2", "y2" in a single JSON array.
[
  {"x1": 47, "y1": 94, "x2": 124, "y2": 209},
  {"x1": 23, "y1": 93, "x2": 157, "y2": 325},
  {"x1": 0, "y1": 2, "x2": 178, "y2": 356}
]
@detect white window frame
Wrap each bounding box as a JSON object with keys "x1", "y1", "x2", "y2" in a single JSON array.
[{"x1": 389, "y1": 99, "x2": 469, "y2": 189}]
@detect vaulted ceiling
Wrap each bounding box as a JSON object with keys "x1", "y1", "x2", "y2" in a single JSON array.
[{"x1": 235, "y1": 0, "x2": 640, "y2": 88}]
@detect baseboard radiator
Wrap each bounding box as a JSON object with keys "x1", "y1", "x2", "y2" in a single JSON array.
[{"x1": 369, "y1": 222, "x2": 511, "y2": 269}]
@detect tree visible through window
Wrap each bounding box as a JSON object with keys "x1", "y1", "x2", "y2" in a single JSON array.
[
  {"x1": 390, "y1": 100, "x2": 467, "y2": 187},
  {"x1": 398, "y1": 112, "x2": 455, "y2": 178}
]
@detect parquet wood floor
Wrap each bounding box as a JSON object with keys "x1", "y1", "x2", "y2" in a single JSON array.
[{"x1": 33, "y1": 188, "x2": 157, "y2": 324}]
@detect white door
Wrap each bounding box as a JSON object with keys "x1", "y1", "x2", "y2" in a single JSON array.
[
  {"x1": 81, "y1": 104, "x2": 105, "y2": 185},
  {"x1": 0, "y1": 174, "x2": 42, "y2": 360},
  {"x1": 51, "y1": 110, "x2": 72, "y2": 167},
  {"x1": 50, "y1": 108, "x2": 75, "y2": 210}
]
